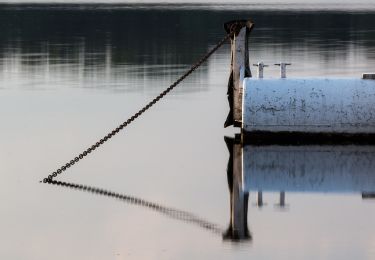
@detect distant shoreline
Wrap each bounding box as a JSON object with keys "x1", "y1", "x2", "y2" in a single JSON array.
[{"x1": 0, "y1": 2, "x2": 375, "y2": 12}]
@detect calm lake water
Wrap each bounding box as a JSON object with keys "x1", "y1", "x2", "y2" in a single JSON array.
[{"x1": 1, "y1": 3, "x2": 375, "y2": 260}]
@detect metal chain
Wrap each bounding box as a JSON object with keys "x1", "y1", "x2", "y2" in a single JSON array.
[
  {"x1": 42, "y1": 30, "x2": 235, "y2": 183},
  {"x1": 47, "y1": 179, "x2": 224, "y2": 234}
]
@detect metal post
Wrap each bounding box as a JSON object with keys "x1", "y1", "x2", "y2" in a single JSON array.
[
  {"x1": 253, "y1": 62, "x2": 268, "y2": 79},
  {"x1": 275, "y1": 62, "x2": 291, "y2": 78},
  {"x1": 224, "y1": 20, "x2": 254, "y2": 128}
]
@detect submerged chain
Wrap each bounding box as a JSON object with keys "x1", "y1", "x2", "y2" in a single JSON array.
[{"x1": 42, "y1": 31, "x2": 234, "y2": 183}]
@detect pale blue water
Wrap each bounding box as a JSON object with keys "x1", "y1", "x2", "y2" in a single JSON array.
[{"x1": 0, "y1": 3, "x2": 374, "y2": 260}]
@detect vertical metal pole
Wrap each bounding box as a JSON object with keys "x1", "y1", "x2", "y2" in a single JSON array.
[
  {"x1": 258, "y1": 65, "x2": 264, "y2": 79},
  {"x1": 275, "y1": 62, "x2": 291, "y2": 78},
  {"x1": 253, "y1": 62, "x2": 268, "y2": 79},
  {"x1": 224, "y1": 20, "x2": 254, "y2": 128}
]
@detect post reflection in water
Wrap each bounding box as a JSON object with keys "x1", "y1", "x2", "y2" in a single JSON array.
[
  {"x1": 223, "y1": 136, "x2": 251, "y2": 241},
  {"x1": 224, "y1": 134, "x2": 375, "y2": 241},
  {"x1": 274, "y1": 191, "x2": 289, "y2": 210}
]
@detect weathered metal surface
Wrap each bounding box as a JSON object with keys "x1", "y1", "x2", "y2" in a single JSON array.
[
  {"x1": 243, "y1": 78, "x2": 375, "y2": 133},
  {"x1": 232, "y1": 28, "x2": 247, "y2": 125},
  {"x1": 242, "y1": 145, "x2": 375, "y2": 193},
  {"x1": 224, "y1": 20, "x2": 254, "y2": 128}
]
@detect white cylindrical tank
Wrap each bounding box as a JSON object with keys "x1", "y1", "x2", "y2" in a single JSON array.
[{"x1": 242, "y1": 78, "x2": 375, "y2": 133}]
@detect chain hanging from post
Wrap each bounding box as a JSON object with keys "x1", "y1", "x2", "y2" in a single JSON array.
[{"x1": 41, "y1": 25, "x2": 242, "y2": 183}]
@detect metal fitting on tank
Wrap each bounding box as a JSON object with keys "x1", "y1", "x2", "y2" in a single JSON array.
[
  {"x1": 253, "y1": 62, "x2": 268, "y2": 78},
  {"x1": 274, "y1": 62, "x2": 291, "y2": 78}
]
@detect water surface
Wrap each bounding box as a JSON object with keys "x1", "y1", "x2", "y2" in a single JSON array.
[{"x1": 0, "y1": 4, "x2": 374, "y2": 260}]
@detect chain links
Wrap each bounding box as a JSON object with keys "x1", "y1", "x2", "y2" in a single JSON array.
[{"x1": 41, "y1": 30, "x2": 235, "y2": 183}]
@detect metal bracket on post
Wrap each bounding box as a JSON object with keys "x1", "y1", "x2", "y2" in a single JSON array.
[
  {"x1": 275, "y1": 62, "x2": 291, "y2": 78},
  {"x1": 224, "y1": 20, "x2": 254, "y2": 128},
  {"x1": 253, "y1": 62, "x2": 269, "y2": 79}
]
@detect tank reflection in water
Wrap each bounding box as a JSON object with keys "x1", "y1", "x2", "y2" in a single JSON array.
[{"x1": 224, "y1": 135, "x2": 375, "y2": 241}]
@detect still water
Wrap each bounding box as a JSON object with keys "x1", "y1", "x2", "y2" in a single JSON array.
[{"x1": 0, "y1": 3, "x2": 375, "y2": 260}]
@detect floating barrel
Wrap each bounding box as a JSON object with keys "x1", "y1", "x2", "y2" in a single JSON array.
[{"x1": 242, "y1": 78, "x2": 375, "y2": 135}]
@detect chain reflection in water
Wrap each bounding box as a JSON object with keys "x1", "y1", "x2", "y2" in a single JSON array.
[{"x1": 45, "y1": 179, "x2": 224, "y2": 235}]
